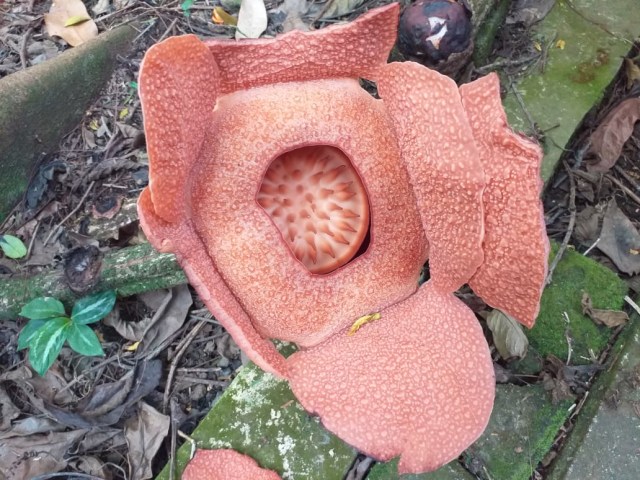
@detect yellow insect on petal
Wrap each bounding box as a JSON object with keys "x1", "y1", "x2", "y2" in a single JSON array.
[
  {"x1": 124, "y1": 341, "x2": 140, "y2": 352},
  {"x1": 348, "y1": 312, "x2": 381, "y2": 336},
  {"x1": 212, "y1": 7, "x2": 238, "y2": 26},
  {"x1": 64, "y1": 15, "x2": 91, "y2": 27},
  {"x1": 556, "y1": 39, "x2": 566, "y2": 50}
]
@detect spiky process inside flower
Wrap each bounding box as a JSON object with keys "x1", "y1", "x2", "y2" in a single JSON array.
[{"x1": 257, "y1": 146, "x2": 369, "y2": 274}]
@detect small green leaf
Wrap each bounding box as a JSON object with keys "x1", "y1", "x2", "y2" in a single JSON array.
[
  {"x1": 67, "y1": 323, "x2": 104, "y2": 356},
  {"x1": 0, "y1": 235, "x2": 27, "y2": 259},
  {"x1": 20, "y1": 297, "x2": 66, "y2": 320},
  {"x1": 17, "y1": 318, "x2": 47, "y2": 351},
  {"x1": 64, "y1": 15, "x2": 91, "y2": 27},
  {"x1": 28, "y1": 317, "x2": 70, "y2": 376},
  {"x1": 181, "y1": 0, "x2": 194, "y2": 16},
  {"x1": 71, "y1": 290, "x2": 117, "y2": 325},
  {"x1": 128, "y1": 81, "x2": 138, "y2": 89}
]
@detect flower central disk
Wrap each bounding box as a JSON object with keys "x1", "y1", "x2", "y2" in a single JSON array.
[{"x1": 257, "y1": 146, "x2": 370, "y2": 274}]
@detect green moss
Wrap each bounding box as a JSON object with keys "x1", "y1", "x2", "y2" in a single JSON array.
[
  {"x1": 472, "y1": 0, "x2": 510, "y2": 65},
  {"x1": 501, "y1": 0, "x2": 640, "y2": 183},
  {"x1": 369, "y1": 459, "x2": 473, "y2": 480},
  {"x1": 529, "y1": 243, "x2": 627, "y2": 364},
  {"x1": 157, "y1": 361, "x2": 356, "y2": 480},
  {"x1": 465, "y1": 384, "x2": 571, "y2": 480}
]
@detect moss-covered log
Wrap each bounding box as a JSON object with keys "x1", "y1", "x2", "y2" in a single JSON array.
[
  {"x1": 0, "y1": 25, "x2": 136, "y2": 221},
  {"x1": 0, "y1": 243, "x2": 186, "y2": 319}
]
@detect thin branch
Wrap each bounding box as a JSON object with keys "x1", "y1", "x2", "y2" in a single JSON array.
[
  {"x1": 547, "y1": 161, "x2": 576, "y2": 284},
  {"x1": 162, "y1": 319, "x2": 208, "y2": 412},
  {"x1": 44, "y1": 181, "x2": 95, "y2": 245}
]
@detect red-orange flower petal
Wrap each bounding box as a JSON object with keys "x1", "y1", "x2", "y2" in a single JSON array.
[
  {"x1": 288, "y1": 281, "x2": 495, "y2": 474},
  {"x1": 204, "y1": 3, "x2": 399, "y2": 95},
  {"x1": 460, "y1": 74, "x2": 549, "y2": 327},
  {"x1": 182, "y1": 449, "x2": 281, "y2": 480},
  {"x1": 192, "y1": 78, "x2": 427, "y2": 348},
  {"x1": 138, "y1": 189, "x2": 289, "y2": 378},
  {"x1": 138, "y1": 35, "x2": 220, "y2": 223},
  {"x1": 375, "y1": 62, "x2": 485, "y2": 293}
]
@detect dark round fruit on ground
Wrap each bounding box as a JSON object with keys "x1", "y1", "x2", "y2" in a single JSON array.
[{"x1": 398, "y1": 0, "x2": 472, "y2": 66}]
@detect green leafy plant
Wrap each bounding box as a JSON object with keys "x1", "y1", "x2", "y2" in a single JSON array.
[
  {"x1": 0, "y1": 234, "x2": 27, "y2": 259},
  {"x1": 18, "y1": 290, "x2": 117, "y2": 376},
  {"x1": 181, "y1": 0, "x2": 194, "y2": 16}
]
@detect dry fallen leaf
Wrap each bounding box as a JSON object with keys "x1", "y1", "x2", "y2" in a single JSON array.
[
  {"x1": 212, "y1": 6, "x2": 238, "y2": 26},
  {"x1": 587, "y1": 98, "x2": 640, "y2": 172},
  {"x1": 486, "y1": 309, "x2": 529, "y2": 360},
  {"x1": 574, "y1": 205, "x2": 604, "y2": 246},
  {"x1": 104, "y1": 284, "x2": 192, "y2": 354},
  {"x1": 124, "y1": 402, "x2": 171, "y2": 480},
  {"x1": 581, "y1": 292, "x2": 629, "y2": 328},
  {"x1": 236, "y1": 0, "x2": 267, "y2": 39},
  {"x1": 597, "y1": 199, "x2": 640, "y2": 275},
  {"x1": 0, "y1": 385, "x2": 20, "y2": 431},
  {"x1": 0, "y1": 429, "x2": 87, "y2": 479},
  {"x1": 625, "y1": 57, "x2": 640, "y2": 90},
  {"x1": 45, "y1": 0, "x2": 98, "y2": 47},
  {"x1": 279, "y1": 0, "x2": 309, "y2": 33}
]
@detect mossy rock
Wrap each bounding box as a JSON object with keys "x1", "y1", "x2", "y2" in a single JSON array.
[
  {"x1": 464, "y1": 384, "x2": 572, "y2": 480},
  {"x1": 369, "y1": 458, "x2": 474, "y2": 479},
  {"x1": 502, "y1": 0, "x2": 640, "y2": 182},
  {"x1": 157, "y1": 359, "x2": 356, "y2": 480},
  {"x1": 547, "y1": 314, "x2": 640, "y2": 480},
  {"x1": 529, "y1": 243, "x2": 627, "y2": 364}
]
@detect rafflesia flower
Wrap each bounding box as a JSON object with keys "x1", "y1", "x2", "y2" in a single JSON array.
[{"x1": 137, "y1": 3, "x2": 548, "y2": 475}]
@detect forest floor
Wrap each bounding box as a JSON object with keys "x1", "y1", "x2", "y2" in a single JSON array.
[{"x1": 1, "y1": 1, "x2": 639, "y2": 479}]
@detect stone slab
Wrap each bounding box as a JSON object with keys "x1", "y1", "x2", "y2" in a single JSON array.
[
  {"x1": 156, "y1": 360, "x2": 357, "y2": 480},
  {"x1": 502, "y1": 0, "x2": 639, "y2": 182},
  {"x1": 369, "y1": 458, "x2": 474, "y2": 480},
  {"x1": 464, "y1": 384, "x2": 572, "y2": 480},
  {"x1": 548, "y1": 315, "x2": 640, "y2": 480}
]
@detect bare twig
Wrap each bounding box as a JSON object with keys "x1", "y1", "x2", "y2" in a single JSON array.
[
  {"x1": 583, "y1": 237, "x2": 600, "y2": 256},
  {"x1": 43, "y1": 181, "x2": 95, "y2": 245},
  {"x1": 19, "y1": 27, "x2": 33, "y2": 69},
  {"x1": 606, "y1": 174, "x2": 640, "y2": 207},
  {"x1": 571, "y1": 139, "x2": 591, "y2": 170},
  {"x1": 475, "y1": 53, "x2": 540, "y2": 75},
  {"x1": 624, "y1": 295, "x2": 640, "y2": 317},
  {"x1": 25, "y1": 220, "x2": 40, "y2": 259},
  {"x1": 178, "y1": 430, "x2": 197, "y2": 459},
  {"x1": 162, "y1": 319, "x2": 208, "y2": 412},
  {"x1": 158, "y1": 18, "x2": 178, "y2": 43},
  {"x1": 539, "y1": 32, "x2": 558, "y2": 74},
  {"x1": 547, "y1": 161, "x2": 576, "y2": 284},
  {"x1": 508, "y1": 75, "x2": 537, "y2": 134},
  {"x1": 614, "y1": 164, "x2": 640, "y2": 191},
  {"x1": 56, "y1": 355, "x2": 126, "y2": 396},
  {"x1": 169, "y1": 399, "x2": 179, "y2": 480},
  {"x1": 176, "y1": 376, "x2": 229, "y2": 387}
]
